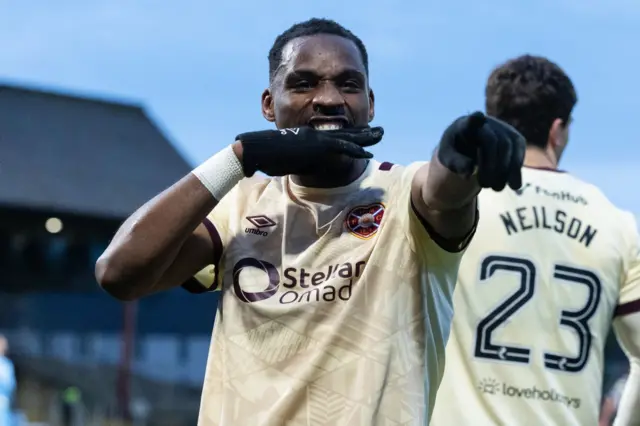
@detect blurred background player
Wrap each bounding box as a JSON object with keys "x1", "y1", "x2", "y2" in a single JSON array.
[
  {"x1": 0, "y1": 335, "x2": 15, "y2": 426},
  {"x1": 600, "y1": 370, "x2": 629, "y2": 426},
  {"x1": 430, "y1": 55, "x2": 640, "y2": 426}
]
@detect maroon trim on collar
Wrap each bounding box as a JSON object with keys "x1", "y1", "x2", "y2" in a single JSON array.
[{"x1": 524, "y1": 165, "x2": 566, "y2": 173}]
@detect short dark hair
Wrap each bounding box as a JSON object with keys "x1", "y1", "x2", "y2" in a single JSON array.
[
  {"x1": 485, "y1": 55, "x2": 577, "y2": 149},
  {"x1": 268, "y1": 18, "x2": 369, "y2": 82}
]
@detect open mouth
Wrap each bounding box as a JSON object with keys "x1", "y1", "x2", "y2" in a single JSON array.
[{"x1": 308, "y1": 117, "x2": 350, "y2": 131}]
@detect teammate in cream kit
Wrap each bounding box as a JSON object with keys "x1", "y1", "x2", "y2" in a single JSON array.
[
  {"x1": 431, "y1": 55, "x2": 640, "y2": 426},
  {"x1": 96, "y1": 18, "x2": 525, "y2": 426}
]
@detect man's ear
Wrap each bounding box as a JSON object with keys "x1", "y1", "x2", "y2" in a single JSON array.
[
  {"x1": 548, "y1": 118, "x2": 566, "y2": 149},
  {"x1": 368, "y1": 88, "x2": 375, "y2": 122},
  {"x1": 262, "y1": 89, "x2": 275, "y2": 122}
]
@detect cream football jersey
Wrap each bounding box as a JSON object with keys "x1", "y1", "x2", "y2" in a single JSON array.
[
  {"x1": 431, "y1": 167, "x2": 640, "y2": 426},
  {"x1": 185, "y1": 160, "x2": 474, "y2": 426}
]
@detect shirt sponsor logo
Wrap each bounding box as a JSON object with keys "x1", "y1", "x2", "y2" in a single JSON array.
[
  {"x1": 477, "y1": 377, "x2": 581, "y2": 409},
  {"x1": 515, "y1": 183, "x2": 588, "y2": 205},
  {"x1": 232, "y1": 257, "x2": 364, "y2": 305},
  {"x1": 345, "y1": 203, "x2": 385, "y2": 239}
]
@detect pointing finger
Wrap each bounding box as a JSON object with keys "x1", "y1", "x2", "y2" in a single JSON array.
[
  {"x1": 464, "y1": 111, "x2": 487, "y2": 135},
  {"x1": 476, "y1": 126, "x2": 498, "y2": 188},
  {"x1": 507, "y1": 134, "x2": 526, "y2": 190}
]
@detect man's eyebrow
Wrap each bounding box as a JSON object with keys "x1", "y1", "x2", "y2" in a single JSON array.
[
  {"x1": 286, "y1": 70, "x2": 319, "y2": 80},
  {"x1": 286, "y1": 68, "x2": 365, "y2": 80}
]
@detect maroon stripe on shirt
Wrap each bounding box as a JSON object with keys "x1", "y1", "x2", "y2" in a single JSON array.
[
  {"x1": 181, "y1": 218, "x2": 223, "y2": 294},
  {"x1": 614, "y1": 299, "x2": 640, "y2": 317}
]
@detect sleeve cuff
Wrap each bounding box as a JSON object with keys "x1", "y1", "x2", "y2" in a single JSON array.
[
  {"x1": 181, "y1": 218, "x2": 224, "y2": 294},
  {"x1": 410, "y1": 199, "x2": 479, "y2": 253},
  {"x1": 182, "y1": 277, "x2": 213, "y2": 294}
]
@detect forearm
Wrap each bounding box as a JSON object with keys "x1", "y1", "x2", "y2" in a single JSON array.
[
  {"x1": 96, "y1": 174, "x2": 217, "y2": 298},
  {"x1": 97, "y1": 143, "x2": 245, "y2": 299},
  {"x1": 423, "y1": 149, "x2": 480, "y2": 210},
  {"x1": 613, "y1": 362, "x2": 640, "y2": 426},
  {"x1": 414, "y1": 151, "x2": 480, "y2": 240},
  {"x1": 600, "y1": 399, "x2": 616, "y2": 426}
]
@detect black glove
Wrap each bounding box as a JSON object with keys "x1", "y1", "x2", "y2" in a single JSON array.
[
  {"x1": 236, "y1": 126, "x2": 384, "y2": 177},
  {"x1": 437, "y1": 111, "x2": 525, "y2": 191}
]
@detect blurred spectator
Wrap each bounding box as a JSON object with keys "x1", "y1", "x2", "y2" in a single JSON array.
[
  {"x1": 60, "y1": 386, "x2": 82, "y2": 426},
  {"x1": 0, "y1": 335, "x2": 16, "y2": 426},
  {"x1": 600, "y1": 370, "x2": 629, "y2": 426}
]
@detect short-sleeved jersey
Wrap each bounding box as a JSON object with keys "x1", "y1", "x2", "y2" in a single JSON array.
[
  {"x1": 185, "y1": 160, "x2": 474, "y2": 426},
  {"x1": 431, "y1": 167, "x2": 640, "y2": 426}
]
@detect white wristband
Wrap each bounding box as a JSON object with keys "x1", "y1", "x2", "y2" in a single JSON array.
[{"x1": 192, "y1": 145, "x2": 245, "y2": 200}]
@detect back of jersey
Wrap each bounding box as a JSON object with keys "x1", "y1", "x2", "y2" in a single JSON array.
[{"x1": 431, "y1": 167, "x2": 638, "y2": 426}]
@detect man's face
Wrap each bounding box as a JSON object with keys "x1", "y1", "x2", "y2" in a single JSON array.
[{"x1": 262, "y1": 34, "x2": 374, "y2": 130}]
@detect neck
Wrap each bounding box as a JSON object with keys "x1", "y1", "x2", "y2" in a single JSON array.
[
  {"x1": 290, "y1": 158, "x2": 368, "y2": 188},
  {"x1": 524, "y1": 147, "x2": 558, "y2": 170}
]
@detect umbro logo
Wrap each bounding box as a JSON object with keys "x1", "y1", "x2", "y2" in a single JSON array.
[{"x1": 245, "y1": 215, "x2": 276, "y2": 237}]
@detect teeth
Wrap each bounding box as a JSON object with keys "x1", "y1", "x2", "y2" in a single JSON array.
[{"x1": 313, "y1": 123, "x2": 343, "y2": 131}]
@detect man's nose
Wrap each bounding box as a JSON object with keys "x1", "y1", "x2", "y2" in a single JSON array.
[{"x1": 312, "y1": 82, "x2": 345, "y2": 115}]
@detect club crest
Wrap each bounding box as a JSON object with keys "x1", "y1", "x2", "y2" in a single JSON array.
[{"x1": 345, "y1": 203, "x2": 385, "y2": 239}]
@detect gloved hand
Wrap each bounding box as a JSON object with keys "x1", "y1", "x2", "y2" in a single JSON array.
[
  {"x1": 236, "y1": 126, "x2": 384, "y2": 177},
  {"x1": 437, "y1": 111, "x2": 525, "y2": 191}
]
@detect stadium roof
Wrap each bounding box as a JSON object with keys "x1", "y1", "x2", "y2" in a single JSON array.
[{"x1": 0, "y1": 82, "x2": 192, "y2": 220}]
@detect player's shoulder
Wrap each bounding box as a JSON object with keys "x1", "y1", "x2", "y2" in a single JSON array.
[
  {"x1": 217, "y1": 175, "x2": 278, "y2": 215},
  {"x1": 233, "y1": 174, "x2": 293, "y2": 204},
  {"x1": 235, "y1": 175, "x2": 273, "y2": 197},
  {"x1": 370, "y1": 160, "x2": 426, "y2": 172},
  {"x1": 527, "y1": 168, "x2": 606, "y2": 202},
  {"x1": 563, "y1": 172, "x2": 614, "y2": 205},
  {"x1": 525, "y1": 168, "x2": 634, "y2": 226},
  {"x1": 566, "y1": 172, "x2": 636, "y2": 227},
  {"x1": 364, "y1": 161, "x2": 430, "y2": 206},
  {"x1": 368, "y1": 160, "x2": 427, "y2": 185}
]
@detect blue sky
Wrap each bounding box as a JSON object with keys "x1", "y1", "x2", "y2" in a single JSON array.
[{"x1": 1, "y1": 0, "x2": 638, "y2": 216}]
